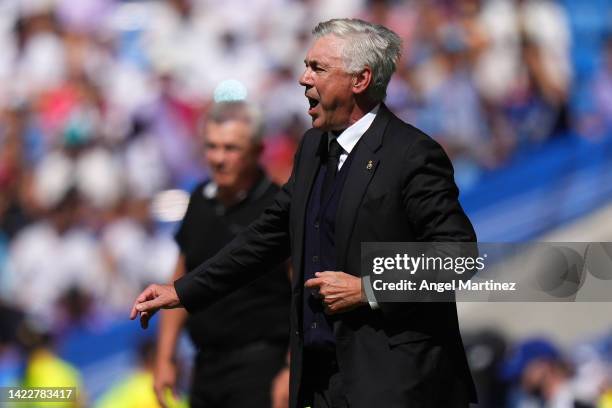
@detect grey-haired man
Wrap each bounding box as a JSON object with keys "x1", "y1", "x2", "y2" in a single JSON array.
[{"x1": 133, "y1": 19, "x2": 477, "y2": 408}]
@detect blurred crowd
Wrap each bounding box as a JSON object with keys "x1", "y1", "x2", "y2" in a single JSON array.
[
  {"x1": 0, "y1": 0, "x2": 611, "y2": 406},
  {"x1": 464, "y1": 330, "x2": 612, "y2": 408}
]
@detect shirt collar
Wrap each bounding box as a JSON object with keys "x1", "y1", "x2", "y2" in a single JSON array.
[{"x1": 329, "y1": 104, "x2": 380, "y2": 154}]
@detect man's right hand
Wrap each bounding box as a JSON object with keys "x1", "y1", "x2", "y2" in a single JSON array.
[
  {"x1": 129, "y1": 284, "x2": 182, "y2": 329},
  {"x1": 153, "y1": 358, "x2": 178, "y2": 408}
]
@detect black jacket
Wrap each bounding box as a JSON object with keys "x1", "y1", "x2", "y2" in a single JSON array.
[{"x1": 175, "y1": 104, "x2": 478, "y2": 408}]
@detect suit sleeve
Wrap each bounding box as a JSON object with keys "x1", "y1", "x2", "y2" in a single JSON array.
[
  {"x1": 400, "y1": 136, "x2": 476, "y2": 243},
  {"x1": 174, "y1": 139, "x2": 304, "y2": 313},
  {"x1": 377, "y1": 135, "x2": 477, "y2": 318}
]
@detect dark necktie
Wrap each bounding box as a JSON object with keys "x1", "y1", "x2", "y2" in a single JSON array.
[{"x1": 321, "y1": 138, "x2": 343, "y2": 204}]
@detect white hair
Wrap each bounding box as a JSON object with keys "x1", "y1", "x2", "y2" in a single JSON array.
[
  {"x1": 313, "y1": 18, "x2": 402, "y2": 102},
  {"x1": 206, "y1": 101, "x2": 264, "y2": 143}
]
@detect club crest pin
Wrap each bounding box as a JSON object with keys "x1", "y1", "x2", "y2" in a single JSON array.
[{"x1": 366, "y1": 160, "x2": 373, "y2": 171}]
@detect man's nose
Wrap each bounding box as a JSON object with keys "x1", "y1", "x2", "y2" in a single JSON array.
[
  {"x1": 299, "y1": 68, "x2": 313, "y2": 87},
  {"x1": 208, "y1": 150, "x2": 225, "y2": 167}
]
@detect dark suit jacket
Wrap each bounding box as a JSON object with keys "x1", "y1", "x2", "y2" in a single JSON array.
[{"x1": 175, "y1": 104, "x2": 478, "y2": 408}]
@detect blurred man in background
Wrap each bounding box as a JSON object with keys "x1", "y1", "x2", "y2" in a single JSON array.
[
  {"x1": 153, "y1": 100, "x2": 291, "y2": 408},
  {"x1": 20, "y1": 323, "x2": 85, "y2": 408},
  {"x1": 502, "y1": 338, "x2": 597, "y2": 408},
  {"x1": 97, "y1": 339, "x2": 186, "y2": 408}
]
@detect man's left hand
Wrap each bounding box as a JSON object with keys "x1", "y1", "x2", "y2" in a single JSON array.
[{"x1": 304, "y1": 271, "x2": 365, "y2": 314}]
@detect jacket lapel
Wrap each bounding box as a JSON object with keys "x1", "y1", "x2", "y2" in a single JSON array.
[{"x1": 335, "y1": 104, "x2": 391, "y2": 272}]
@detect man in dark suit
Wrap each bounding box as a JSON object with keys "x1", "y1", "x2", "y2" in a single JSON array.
[{"x1": 131, "y1": 18, "x2": 477, "y2": 408}]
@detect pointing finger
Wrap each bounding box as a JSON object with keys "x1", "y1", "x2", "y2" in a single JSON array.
[
  {"x1": 315, "y1": 271, "x2": 337, "y2": 278},
  {"x1": 129, "y1": 303, "x2": 139, "y2": 320},
  {"x1": 129, "y1": 298, "x2": 147, "y2": 320},
  {"x1": 131, "y1": 287, "x2": 156, "y2": 319},
  {"x1": 135, "y1": 298, "x2": 162, "y2": 314},
  {"x1": 304, "y1": 277, "x2": 325, "y2": 288}
]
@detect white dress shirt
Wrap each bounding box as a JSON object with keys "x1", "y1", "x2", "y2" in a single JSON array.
[{"x1": 328, "y1": 104, "x2": 380, "y2": 170}]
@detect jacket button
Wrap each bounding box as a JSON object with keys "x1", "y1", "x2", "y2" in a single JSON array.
[{"x1": 312, "y1": 255, "x2": 319, "y2": 263}]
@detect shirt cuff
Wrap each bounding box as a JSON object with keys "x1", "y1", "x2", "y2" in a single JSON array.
[{"x1": 361, "y1": 275, "x2": 380, "y2": 310}]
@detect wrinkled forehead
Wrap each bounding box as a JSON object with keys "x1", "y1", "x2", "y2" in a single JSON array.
[
  {"x1": 305, "y1": 34, "x2": 347, "y2": 68},
  {"x1": 205, "y1": 120, "x2": 254, "y2": 144}
]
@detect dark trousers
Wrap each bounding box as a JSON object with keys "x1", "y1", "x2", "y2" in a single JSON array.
[
  {"x1": 301, "y1": 349, "x2": 349, "y2": 408},
  {"x1": 190, "y1": 342, "x2": 286, "y2": 408}
]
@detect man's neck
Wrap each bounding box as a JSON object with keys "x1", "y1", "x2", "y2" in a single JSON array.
[
  {"x1": 344, "y1": 99, "x2": 379, "y2": 130},
  {"x1": 216, "y1": 169, "x2": 261, "y2": 207}
]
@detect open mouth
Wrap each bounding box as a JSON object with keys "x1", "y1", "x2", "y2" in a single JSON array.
[{"x1": 307, "y1": 96, "x2": 319, "y2": 110}]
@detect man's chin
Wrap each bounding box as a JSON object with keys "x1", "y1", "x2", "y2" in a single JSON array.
[
  {"x1": 309, "y1": 115, "x2": 327, "y2": 131},
  {"x1": 213, "y1": 178, "x2": 234, "y2": 189}
]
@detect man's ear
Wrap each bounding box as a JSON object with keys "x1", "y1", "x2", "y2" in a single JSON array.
[{"x1": 352, "y1": 66, "x2": 373, "y2": 95}]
